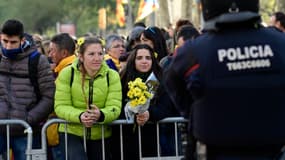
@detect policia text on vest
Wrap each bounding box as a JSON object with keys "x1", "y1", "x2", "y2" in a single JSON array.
[{"x1": 218, "y1": 45, "x2": 274, "y2": 71}]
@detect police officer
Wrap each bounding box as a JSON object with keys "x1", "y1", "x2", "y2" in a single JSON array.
[{"x1": 165, "y1": 0, "x2": 285, "y2": 159}]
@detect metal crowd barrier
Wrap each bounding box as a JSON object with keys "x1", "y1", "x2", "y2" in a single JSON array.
[
  {"x1": 110, "y1": 117, "x2": 187, "y2": 160},
  {"x1": 0, "y1": 119, "x2": 33, "y2": 160},
  {"x1": 0, "y1": 117, "x2": 188, "y2": 160}
]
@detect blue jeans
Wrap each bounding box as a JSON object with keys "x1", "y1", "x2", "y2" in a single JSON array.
[
  {"x1": 59, "y1": 133, "x2": 111, "y2": 160},
  {"x1": 0, "y1": 134, "x2": 41, "y2": 160},
  {"x1": 50, "y1": 135, "x2": 65, "y2": 160}
]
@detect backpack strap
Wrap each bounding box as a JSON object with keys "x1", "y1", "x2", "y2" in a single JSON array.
[
  {"x1": 28, "y1": 51, "x2": 41, "y2": 101},
  {"x1": 68, "y1": 67, "x2": 109, "y2": 88},
  {"x1": 70, "y1": 67, "x2": 74, "y2": 87},
  {"x1": 106, "y1": 71, "x2": 109, "y2": 87},
  {"x1": 0, "y1": 51, "x2": 41, "y2": 101}
]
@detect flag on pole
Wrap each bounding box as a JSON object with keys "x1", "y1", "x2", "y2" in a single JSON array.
[
  {"x1": 116, "y1": 0, "x2": 126, "y2": 27},
  {"x1": 98, "y1": 8, "x2": 107, "y2": 30},
  {"x1": 136, "y1": 0, "x2": 159, "y2": 22}
]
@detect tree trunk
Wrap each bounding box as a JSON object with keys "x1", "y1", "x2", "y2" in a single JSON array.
[
  {"x1": 278, "y1": 0, "x2": 285, "y2": 12},
  {"x1": 181, "y1": 0, "x2": 192, "y2": 19},
  {"x1": 154, "y1": 0, "x2": 170, "y2": 27},
  {"x1": 146, "y1": 0, "x2": 203, "y2": 28}
]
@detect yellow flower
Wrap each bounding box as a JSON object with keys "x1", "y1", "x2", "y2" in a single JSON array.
[
  {"x1": 98, "y1": 38, "x2": 106, "y2": 46},
  {"x1": 134, "y1": 87, "x2": 142, "y2": 96},
  {"x1": 127, "y1": 90, "x2": 134, "y2": 99},
  {"x1": 127, "y1": 77, "x2": 152, "y2": 107},
  {"x1": 130, "y1": 100, "x2": 137, "y2": 107},
  {"x1": 138, "y1": 96, "x2": 146, "y2": 104},
  {"x1": 154, "y1": 52, "x2": 158, "y2": 59},
  {"x1": 77, "y1": 37, "x2": 85, "y2": 47}
]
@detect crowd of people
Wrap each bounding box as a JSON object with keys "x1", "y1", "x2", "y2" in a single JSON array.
[{"x1": 0, "y1": 0, "x2": 285, "y2": 160}]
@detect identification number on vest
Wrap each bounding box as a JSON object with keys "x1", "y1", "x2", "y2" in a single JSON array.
[{"x1": 217, "y1": 45, "x2": 274, "y2": 71}]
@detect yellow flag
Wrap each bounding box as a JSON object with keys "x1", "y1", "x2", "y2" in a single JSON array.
[{"x1": 116, "y1": 0, "x2": 126, "y2": 27}]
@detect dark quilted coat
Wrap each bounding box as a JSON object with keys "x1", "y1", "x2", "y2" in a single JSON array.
[{"x1": 0, "y1": 45, "x2": 55, "y2": 136}]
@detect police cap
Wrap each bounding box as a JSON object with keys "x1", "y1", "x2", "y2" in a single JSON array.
[{"x1": 201, "y1": 0, "x2": 259, "y2": 21}]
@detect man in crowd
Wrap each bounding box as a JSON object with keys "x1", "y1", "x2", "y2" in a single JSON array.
[
  {"x1": 49, "y1": 33, "x2": 76, "y2": 76},
  {"x1": 48, "y1": 33, "x2": 76, "y2": 160},
  {"x1": 0, "y1": 19, "x2": 55, "y2": 160},
  {"x1": 270, "y1": 11, "x2": 285, "y2": 32}
]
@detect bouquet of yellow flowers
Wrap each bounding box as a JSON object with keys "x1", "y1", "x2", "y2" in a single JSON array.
[
  {"x1": 125, "y1": 77, "x2": 153, "y2": 123},
  {"x1": 124, "y1": 73, "x2": 160, "y2": 123},
  {"x1": 127, "y1": 78, "x2": 152, "y2": 107}
]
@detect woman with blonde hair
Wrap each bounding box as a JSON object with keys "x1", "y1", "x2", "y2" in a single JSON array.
[{"x1": 55, "y1": 37, "x2": 122, "y2": 160}]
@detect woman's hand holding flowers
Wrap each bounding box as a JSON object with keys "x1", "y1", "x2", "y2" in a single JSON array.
[{"x1": 136, "y1": 111, "x2": 149, "y2": 126}]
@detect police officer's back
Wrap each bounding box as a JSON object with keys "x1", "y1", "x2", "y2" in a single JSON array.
[{"x1": 165, "y1": 0, "x2": 285, "y2": 159}]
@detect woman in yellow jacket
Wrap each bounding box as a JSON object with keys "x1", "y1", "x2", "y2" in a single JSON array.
[{"x1": 54, "y1": 37, "x2": 122, "y2": 160}]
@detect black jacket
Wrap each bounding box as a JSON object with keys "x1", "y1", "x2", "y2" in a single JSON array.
[{"x1": 165, "y1": 25, "x2": 285, "y2": 147}]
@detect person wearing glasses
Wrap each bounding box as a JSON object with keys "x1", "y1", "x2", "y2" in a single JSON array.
[{"x1": 104, "y1": 34, "x2": 126, "y2": 72}]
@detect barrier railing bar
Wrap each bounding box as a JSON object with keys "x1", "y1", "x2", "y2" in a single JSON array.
[
  {"x1": 41, "y1": 119, "x2": 66, "y2": 151},
  {"x1": 64, "y1": 123, "x2": 68, "y2": 160},
  {"x1": 0, "y1": 119, "x2": 33, "y2": 160},
  {"x1": 101, "y1": 125, "x2": 105, "y2": 160},
  {"x1": 120, "y1": 124, "x2": 124, "y2": 160},
  {"x1": 6, "y1": 125, "x2": 10, "y2": 160},
  {"x1": 40, "y1": 118, "x2": 66, "y2": 160},
  {"x1": 83, "y1": 127, "x2": 87, "y2": 152},
  {"x1": 174, "y1": 122, "x2": 179, "y2": 157},
  {"x1": 109, "y1": 117, "x2": 187, "y2": 125},
  {"x1": 138, "y1": 126, "x2": 142, "y2": 160},
  {"x1": 156, "y1": 123, "x2": 161, "y2": 159}
]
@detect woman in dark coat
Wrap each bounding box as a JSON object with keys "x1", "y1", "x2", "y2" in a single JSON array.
[{"x1": 110, "y1": 44, "x2": 162, "y2": 160}]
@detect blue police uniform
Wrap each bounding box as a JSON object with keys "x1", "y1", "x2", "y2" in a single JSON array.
[{"x1": 165, "y1": 21, "x2": 285, "y2": 160}]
